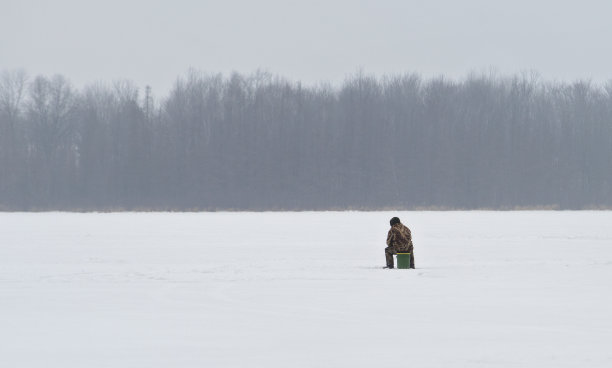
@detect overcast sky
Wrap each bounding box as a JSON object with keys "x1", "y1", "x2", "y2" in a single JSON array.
[{"x1": 2, "y1": 0, "x2": 611, "y2": 94}]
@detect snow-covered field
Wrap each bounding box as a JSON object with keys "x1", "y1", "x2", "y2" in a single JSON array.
[{"x1": 1, "y1": 211, "x2": 611, "y2": 367}]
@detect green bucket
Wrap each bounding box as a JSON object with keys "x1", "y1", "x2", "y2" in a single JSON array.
[{"x1": 396, "y1": 253, "x2": 411, "y2": 269}]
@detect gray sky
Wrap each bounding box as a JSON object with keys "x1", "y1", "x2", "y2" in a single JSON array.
[{"x1": 2, "y1": 0, "x2": 612, "y2": 94}]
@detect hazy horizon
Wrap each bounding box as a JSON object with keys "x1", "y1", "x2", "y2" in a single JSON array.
[{"x1": 3, "y1": 0, "x2": 612, "y2": 94}]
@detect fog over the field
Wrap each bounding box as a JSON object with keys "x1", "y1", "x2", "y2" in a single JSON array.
[
  {"x1": 2, "y1": 0, "x2": 612, "y2": 93},
  {"x1": 2, "y1": 1, "x2": 612, "y2": 211}
]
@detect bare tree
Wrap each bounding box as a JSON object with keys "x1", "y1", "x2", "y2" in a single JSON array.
[{"x1": 0, "y1": 70, "x2": 28, "y2": 207}]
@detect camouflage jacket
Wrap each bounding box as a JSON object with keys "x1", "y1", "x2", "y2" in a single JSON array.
[{"x1": 386, "y1": 223, "x2": 413, "y2": 253}]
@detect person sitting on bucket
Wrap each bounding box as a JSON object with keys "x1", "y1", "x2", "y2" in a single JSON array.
[{"x1": 385, "y1": 217, "x2": 415, "y2": 269}]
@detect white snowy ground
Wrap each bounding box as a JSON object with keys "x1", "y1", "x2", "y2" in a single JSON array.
[{"x1": 1, "y1": 211, "x2": 611, "y2": 367}]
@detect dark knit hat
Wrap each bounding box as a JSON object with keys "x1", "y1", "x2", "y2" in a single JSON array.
[{"x1": 390, "y1": 217, "x2": 400, "y2": 226}]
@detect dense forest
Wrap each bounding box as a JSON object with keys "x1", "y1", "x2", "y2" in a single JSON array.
[{"x1": 1, "y1": 69, "x2": 611, "y2": 210}]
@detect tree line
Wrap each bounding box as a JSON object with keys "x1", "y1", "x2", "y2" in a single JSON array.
[{"x1": 1, "y1": 69, "x2": 611, "y2": 210}]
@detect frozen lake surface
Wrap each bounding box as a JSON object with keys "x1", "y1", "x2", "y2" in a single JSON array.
[{"x1": 1, "y1": 211, "x2": 611, "y2": 367}]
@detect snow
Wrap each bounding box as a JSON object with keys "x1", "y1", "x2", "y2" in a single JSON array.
[{"x1": 1, "y1": 211, "x2": 611, "y2": 367}]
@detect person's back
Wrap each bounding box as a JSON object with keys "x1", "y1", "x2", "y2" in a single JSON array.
[
  {"x1": 387, "y1": 222, "x2": 413, "y2": 253},
  {"x1": 384, "y1": 217, "x2": 415, "y2": 269}
]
